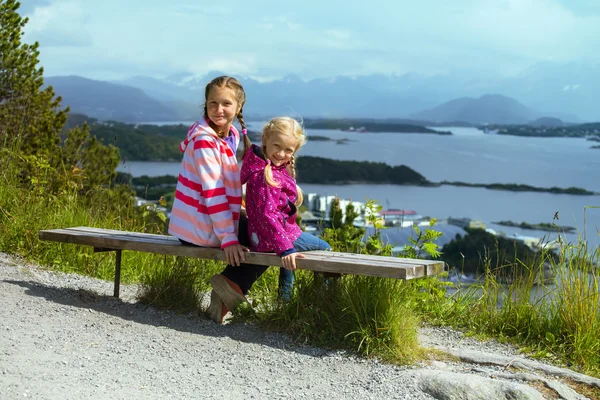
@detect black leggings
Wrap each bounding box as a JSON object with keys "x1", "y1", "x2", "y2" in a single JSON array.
[{"x1": 179, "y1": 216, "x2": 268, "y2": 295}]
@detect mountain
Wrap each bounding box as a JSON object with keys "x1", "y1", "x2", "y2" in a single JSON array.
[
  {"x1": 47, "y1": 60, "x2": 599, "y2": 123},
  {"x1": 119, "y1": 72, "x2": 437, "y2": 119},
  {"x1": 497, "y1": 62, "x2": 599, "y2": 123},
  {"x1": 45, "y1": 76, "x2": 197, "y2": 122},
  {"x1": 409, "y1": 94, "x2": 540, "y2": 125},
  {"x1": 528, "y1": 117, "x2": 565, "y2": 128},
  {"x1": 118, "y1": 65, "x2": 596, "y2": 122}
]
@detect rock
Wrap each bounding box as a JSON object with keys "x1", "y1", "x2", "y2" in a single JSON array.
[{"x1": 415, "y1": 370, "x2": 544, "y2": 400}]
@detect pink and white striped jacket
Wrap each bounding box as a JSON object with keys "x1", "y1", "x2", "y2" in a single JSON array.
[{"x1": 168, "y1": 119, "x2": 242, "y2": 249}]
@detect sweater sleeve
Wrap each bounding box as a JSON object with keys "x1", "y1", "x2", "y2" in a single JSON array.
[
  {"x1": 246, "y1": 174, "x2": 295, "y2": 255},
  {"x1": 193, "y1": 137, "x2": 238, "y2": 249}
]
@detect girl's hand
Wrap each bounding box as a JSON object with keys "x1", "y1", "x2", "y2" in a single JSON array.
[
  {"x1": 281, "y1": 253, "x2": 306, "y2": 271},
  {"x1": 224, "y1": 244, "x2": 249, "y2": 266}
]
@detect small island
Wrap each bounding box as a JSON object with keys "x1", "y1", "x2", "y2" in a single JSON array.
[
  {"x1": 303, "y1": 119, "x2": 452, "y2": 135},
  {"x1": 493, "y1": 220, "x2": 575, "y2": 233},
  {"x1": 480, "y1": 122, "x2": 600, "y2": 139},
  {"x1": 120, "y1": 157, "x2": 597, "y2": 202},
  {"x1": 307, "y1": 135, "x2": 353, "y2": 145},
  {"x1": 439, "y1": 181, "x2": 597, "y2": 195}
]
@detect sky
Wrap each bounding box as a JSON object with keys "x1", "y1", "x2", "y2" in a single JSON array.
[{"x1": 20, "y1": 0, "x2": 600, "y2": 82}]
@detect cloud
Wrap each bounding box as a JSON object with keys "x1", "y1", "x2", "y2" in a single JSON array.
[
  {"x1": 23, "y1": 0, "x2": 93, "y2": 47},
  {"x1": 26, "y1": 0, "x2": 600, "y2": 81},
  {"x1": 18, "y1": 0, "x2": 52, "y2": 16}
]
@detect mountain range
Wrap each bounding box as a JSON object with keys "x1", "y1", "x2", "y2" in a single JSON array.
[{"x1": 45, "y1": 61, "x2": 600, "y2": 124}]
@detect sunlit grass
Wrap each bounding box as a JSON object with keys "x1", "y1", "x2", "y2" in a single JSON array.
[
  {"x1": 244, "y1": 269, "x2": 422, "y2": 362},
  {"x1": 2, "y1": 144, "x2": 599, "y2": 378},
  {"x1": 423, "y1": 236, "x2": 600, "y2": 376}
]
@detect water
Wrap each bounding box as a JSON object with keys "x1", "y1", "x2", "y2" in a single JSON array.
[{"x1": 117, "y1": 122, "x2": 600, "y2": 248}]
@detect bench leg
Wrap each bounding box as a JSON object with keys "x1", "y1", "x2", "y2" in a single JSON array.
[{"x1": 114, "y1": 250, "x2": 122, "y2": 298}]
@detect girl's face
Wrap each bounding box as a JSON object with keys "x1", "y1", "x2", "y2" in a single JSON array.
[
  {"x1": 206, "y1": 87, "x2": 240, "y2": 133},
  {"x1": 264, "y1": 131, "x2": 298, "y2": 167}
]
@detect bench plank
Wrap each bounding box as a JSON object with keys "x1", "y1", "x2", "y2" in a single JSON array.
[{"x1": 39, "y1": 227, "x2": 445, "y2": 280}]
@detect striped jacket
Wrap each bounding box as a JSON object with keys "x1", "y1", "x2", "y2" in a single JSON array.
[{"x1": 168, "y1": 119, "x2": 243, "y2": 249}]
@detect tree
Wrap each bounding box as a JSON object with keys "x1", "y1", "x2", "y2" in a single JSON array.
[
  {"x1": 0, "y1": 0, "x2": 65, "y2": 157},
  {"x1": 0, "y1": 0, "x2": 120, "y2": 193}
]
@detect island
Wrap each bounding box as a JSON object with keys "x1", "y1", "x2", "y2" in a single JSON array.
[
  {"x1": 492, "y1": 220, "x2": 576, "y2": 233},
  {"x1": 303, "y1": 119, "x2": 452, "y2": 135},
  {"x1": 439, "y1": 181, "x2": 596, "y2": 195},
  {"x1": 118, "y1": 157, "x2": 597, "y2": 204},
  {"x1": 480, "y1": 122, "x2": 600, "y2": 139}
]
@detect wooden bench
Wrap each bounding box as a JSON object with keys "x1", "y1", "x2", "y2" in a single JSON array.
[{"x1": 38, "y1": 226, "x2": 446, "y2": 298}]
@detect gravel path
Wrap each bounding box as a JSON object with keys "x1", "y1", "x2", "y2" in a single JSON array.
[{"x1": 0, "y1": 252, "x2": 594, "y2": 399}]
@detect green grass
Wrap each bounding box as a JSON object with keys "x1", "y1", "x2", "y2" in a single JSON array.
[
  {"x1": 2, "y1": 145, "x2": 599, "y2": 379},
  {"x1": 420, "y1": 238, "x2": 600, "y2": 376},
  {"x1": 240, "y1": 269, "x2": 422, "y2": 362}
]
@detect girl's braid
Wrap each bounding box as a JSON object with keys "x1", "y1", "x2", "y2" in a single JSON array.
[
  {"x1": 289, "y1": 155, "x2": 297, "y2": 180},
  {"x1": 237, "y1": 109, "x2": 251, "y2": 158}
]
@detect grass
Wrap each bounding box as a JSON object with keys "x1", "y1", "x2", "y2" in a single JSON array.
[
  {"x1": 239, "y1": 269, "x2": 422, "y2": 362},
  {"x1": 422, "y1": 237, "x2": 600, "y2": 376},
  {"x1": 1, "y1": 145, "x2": 599, "y2": 379}
]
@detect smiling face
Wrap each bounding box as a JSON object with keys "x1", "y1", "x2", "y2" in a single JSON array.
[
  {"x1": 264, "y1": 131, "x2": 299, "y2": 167},
  {"x1": 205, "y1": 87, "x2": 240, "y2": 134}
]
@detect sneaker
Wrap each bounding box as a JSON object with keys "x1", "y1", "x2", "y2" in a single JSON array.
[
  {"x1": 210, "y1": 274, "x2": 249, "y2": 311},
  {"x1": 206, "y1": 289, "x2": 229, "y2": 324}
]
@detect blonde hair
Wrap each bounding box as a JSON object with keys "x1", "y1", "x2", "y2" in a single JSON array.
[
  {"x1": 262, "y1": 117, "x2": 306, "y2": 206},
  {"x1": 203, "y1": 76, "x2": 251, "y2": 159}
]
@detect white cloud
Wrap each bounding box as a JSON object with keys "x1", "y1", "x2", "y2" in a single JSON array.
[
  {"x1": 24, "y1": 0, "x2": 92, "y2": 47},
  {"x1": 22, "y1": 0, "x2": 600, "y2": 81}
]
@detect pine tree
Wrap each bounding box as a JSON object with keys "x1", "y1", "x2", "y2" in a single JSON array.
[
  {"x1": 0, "y1": 0, "x2": 120, "y2": 193},
  {"x1": 0, "y1": 0, "x2": 65, "y2": 157}
]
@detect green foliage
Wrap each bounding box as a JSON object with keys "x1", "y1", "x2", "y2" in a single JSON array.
[
  {"x1": 363, "y1": 200, "x2": 394, "y2": 256},
  {"x1": 2, "y1": 3, "x2": 600, "y2": 379},
  {"x1": 248, "y1": 199, "x2": 447, "y2": 362},
  {"x1": 1, "y1": 0, "x2": 65, "y2": 155},
  {"x1": 441, "y1": 227, "x2": 539, "y2": 276},
  {"x1": 399, "y1": 219, "x2": 443, "y2": 259},
  {"x1": 90, "y1": 120, "x2": 183, "y2": 162},
  {"x1": 0, "y1": 1, "x2": 120, "y2": 196},
  {"x1": 298, "y1": 156, "x2": 429, "y2": 185},
  {"x1": 321, "y1": 198, "x2": 366, "y2": 253},
  {"x1": 250, "y1": 270, "x2": 422, "y2": 362}
]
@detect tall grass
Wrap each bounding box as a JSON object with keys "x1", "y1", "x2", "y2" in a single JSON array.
[
  {"x1": 246, "y1": 269, "x2": 422, "y2": 362},
  {"x1": 2, "y1": 142, "x2": 599, "y2": 376},
  {"x1": 0, "y1": 146, "x2": 221, "y2": 308},
  {"x1": 422, "y1": 236, "x2": 600, "y2": 376}
]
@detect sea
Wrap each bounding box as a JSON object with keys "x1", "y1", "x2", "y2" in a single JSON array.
[{"x1": 118, "y1": 121, "x2": 600, "y2": 249}]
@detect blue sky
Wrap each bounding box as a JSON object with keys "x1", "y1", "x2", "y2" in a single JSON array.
[{"x1": 21, "y1": 0, "x2": 600, "y2": 82}]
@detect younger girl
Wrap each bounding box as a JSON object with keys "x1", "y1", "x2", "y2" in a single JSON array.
[
  {"x1": 168, "y1": 76, "x2": 268, "y2": 324},
  {"x1": 241, "y1": 117, "x2": 331, "y2": 299}
]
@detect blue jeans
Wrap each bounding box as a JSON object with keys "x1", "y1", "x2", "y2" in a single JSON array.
[{"x1": 279, "y1": 232, "x2": 331, "y2": 300}]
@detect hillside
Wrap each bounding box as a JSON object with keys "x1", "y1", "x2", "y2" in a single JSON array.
[
  {"x1": 410, "y1": 94, "x2": 539, "y2": 125},
  {"x1": 117, "y1": 65, "x2": 598, "y2": 122},
  {"x1": 45, "y1": 76, "x2": 196, "y2": 122},
  {"x1": 47, "y1": 69, "x2": 595, "y2": 124}
]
